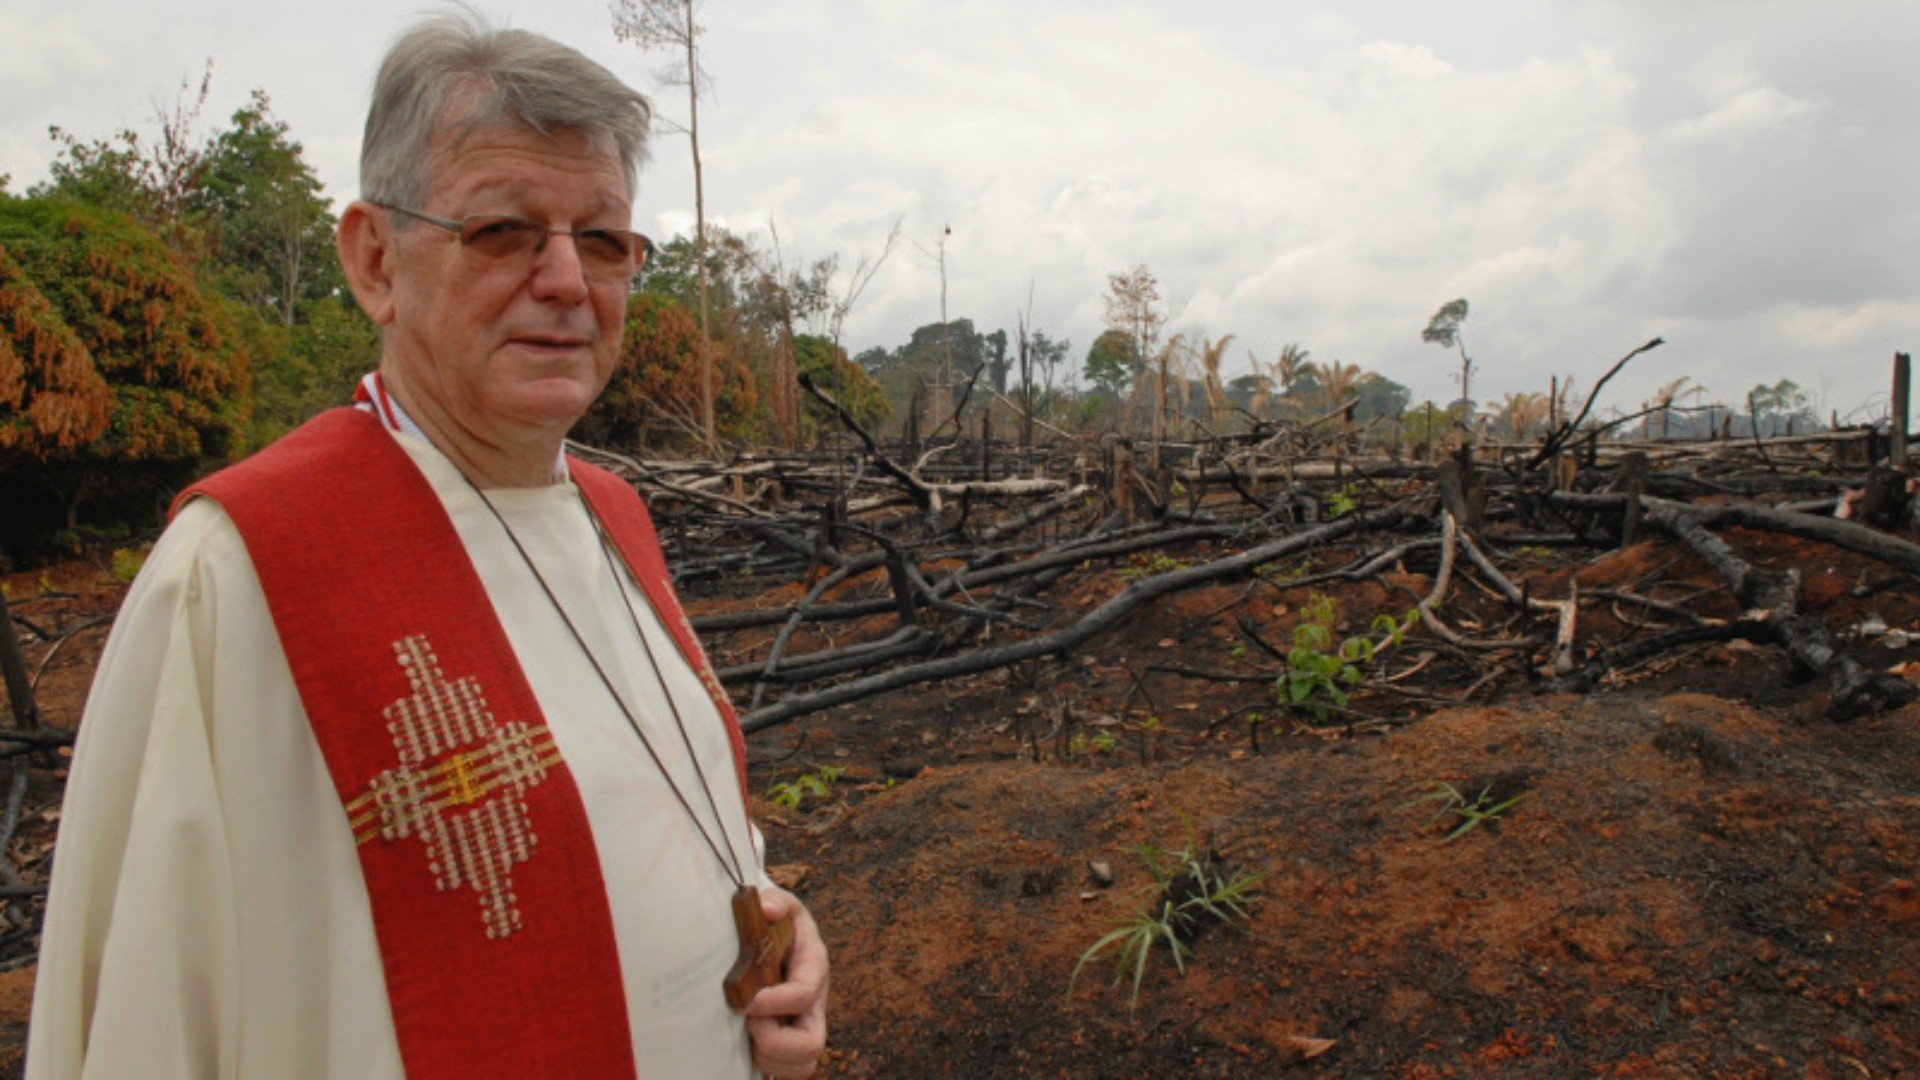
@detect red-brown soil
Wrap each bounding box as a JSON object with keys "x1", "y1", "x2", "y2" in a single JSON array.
[{"x1": 5, "y1": 522, "x2": 1920, "y2": 1077}]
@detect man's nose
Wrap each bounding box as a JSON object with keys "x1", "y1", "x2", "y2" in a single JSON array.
[{"x1": 528, "y1": 233, "x2": 592, "y2": 302}]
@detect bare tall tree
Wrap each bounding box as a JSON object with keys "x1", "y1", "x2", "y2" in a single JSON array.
[
  {"x1": 1103, "y1": 265, "x2": 1165, "y2": 441},
  {"x1": 613, "y1": 0, "x2": 716, "y2": 453}
]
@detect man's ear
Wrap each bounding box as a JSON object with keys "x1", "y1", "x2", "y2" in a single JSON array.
[{"x1": 338, "y1": 201, "x2": 398, "y2": 327}]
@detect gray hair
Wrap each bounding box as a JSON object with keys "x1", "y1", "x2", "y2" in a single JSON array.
[{"x1": 360, "y1": 7, "x2": 651, "y2": 209}]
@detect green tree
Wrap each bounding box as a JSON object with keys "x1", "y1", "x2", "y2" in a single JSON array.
[
  {"x1": 639, "y1": 228, "x2": 784, "y2": 443},
  {"x1": 1104, "y1": 265, "x2": 1165, "y2": 435},
  {"x1": 192, "y1": 91, "x2": 342, "y2": 327},
  {"x1": 0, "y1": 243, "x2": 112, "y2": 456},
  {"x1": 1747, "y1": 379, "x2": 1816, "y2": 437},
  {"x1": 580, "y1": 293, "x2": 756, "y2": 450},
  {"x1": 33, "y1": 63, "x2": 215, "y2": 249},
  {"x1": 1354, "y1": 372, "x2": 1411, "y2": 422},
  {"x1": 1421, "y1": 298, "x2": 1473, "y2": 409},
  {"x1": 1084, "y1": 329, "x2": 1137, "y2": 399},
  {"x1": 981, "y1": 328, "x2": 1011, "y2": 395},
  {"x1": 1027, "y1": 330, "x2": 1069, "y2": 396},
  {"x1": 861, "y1": 319, "x2": 990, "y2": 430},
  {"x1": 0, "y1": 197, "x2": 249, "y2": 550},
  {"x1": 614, "y1": 0, "x2": 717, "y2": 450},
  {"x1": 794, "y1": 333, "x2": 887, "y2": 441}
]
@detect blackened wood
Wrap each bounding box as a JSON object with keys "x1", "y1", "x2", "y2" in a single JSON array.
[
  {"x1": 1894, "y1": 352, "x2": 1911, "y2": 464},
  {"x1": 0, "y1": 593, "x2": 39, "y2": 732}
]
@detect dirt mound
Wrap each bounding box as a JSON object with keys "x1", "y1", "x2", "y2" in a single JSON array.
[{"x1": 771, "y1": 691, "x2": 1920, "y2": 1077}]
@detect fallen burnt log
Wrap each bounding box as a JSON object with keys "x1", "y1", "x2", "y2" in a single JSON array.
[
  {"x1": 737, "y1": 506, "x2": 1411, "y2": 731},
  {"x1": 1547, "y1": 490, "x2": 1920, "y2": 719},
  {"x1": 626, "y1": 441, "x2": 1892, "y2": 722}
]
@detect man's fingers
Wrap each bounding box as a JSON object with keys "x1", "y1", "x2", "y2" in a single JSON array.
[
  {"x1": 741, "y1": 885, "x2": 830, "y2": 1076},
  {"x1": 747, "y1": 1010, "x2": 827, "y2": 1079}
]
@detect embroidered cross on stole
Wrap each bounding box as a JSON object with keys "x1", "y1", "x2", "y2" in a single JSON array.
[{"x1": 182, "y1": 408, "x2": 760, "y2": 1080}]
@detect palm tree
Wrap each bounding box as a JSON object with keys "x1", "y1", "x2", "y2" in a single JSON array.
[
  {"x1": 1244, "y1": 351, "x2": 1274, "y2": 422},
  {"x1": 1128, "y1": 332, "x2": 1192, "y2": 445},
  {"x1": 1647, "y1": 376, "x2": 1705, "y2": 440},
  {"x1": 1310, "y1": 359, "x2": 1363, "y2": 415},
  {"x1": 1272, "y1": 343, "x2": 1311, "y2": 416},
  {"x1": 1194, "y1": 334, "x2": 1236, "y2": 432},
  {"x1": 1482, "y1": 391, "x2": 1551, "y2": 440}
]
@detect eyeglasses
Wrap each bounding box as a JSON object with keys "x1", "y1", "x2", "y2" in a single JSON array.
[{"x1": 372, "y1": 202, "x2": 652, "y2": 281}]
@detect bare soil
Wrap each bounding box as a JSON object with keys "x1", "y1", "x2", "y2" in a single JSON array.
[{"x1": 6, "y1": 522, "x2": 1920, "y2": 1077}]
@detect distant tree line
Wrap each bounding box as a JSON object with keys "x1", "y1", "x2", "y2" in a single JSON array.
[
  {"x1": 0, "y1": 75, "x2": 892, "y2": 566},
  {"x1": 0, "y1": 76, "x2": 1838, "y2": 568}
]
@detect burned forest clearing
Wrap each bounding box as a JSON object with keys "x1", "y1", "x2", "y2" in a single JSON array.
[{"x1": 5, "y1": 409, "x2": 1920, "y2": 1077}]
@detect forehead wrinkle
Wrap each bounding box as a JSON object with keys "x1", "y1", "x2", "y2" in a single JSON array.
[{"x1": 426, "y1": 142, "x2": 632, "y2": 223}]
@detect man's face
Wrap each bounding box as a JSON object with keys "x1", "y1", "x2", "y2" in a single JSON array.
[{"x1": 380, "y1": 126, "x2": 632, "y2": 442}]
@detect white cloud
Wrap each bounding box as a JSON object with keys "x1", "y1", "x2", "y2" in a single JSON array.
[{"x1": 3, "y1": 0, "x2": 1913, "y2": 421}]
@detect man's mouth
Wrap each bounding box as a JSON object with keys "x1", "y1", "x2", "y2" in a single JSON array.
[{"x1": 510, "y1": 333, "x2": 592, "y2": 350}]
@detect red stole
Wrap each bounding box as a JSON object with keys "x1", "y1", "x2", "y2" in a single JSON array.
[{"x1": 179, "y1": 408, "x2": 748, "y2": 1080}]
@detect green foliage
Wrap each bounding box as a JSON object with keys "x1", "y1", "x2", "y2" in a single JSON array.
[
  {"x1": 0, "y1": 241, "x2": 112, "y2": 456},
  {"x1": 1118, "y1": 550, "x2": 1185, "y2": 580},
  {"x1": 1401, "y1": 400, "x2": 1473, "y2": 449},
  {"x1": 1277, "y1": 596, "x2": 1418, "y2": 724},
  {"x1": 34, "y1": 127, "x2": 171, "y2": 225},
  {"x1": 1068, "y1": 729, "x2": 1119, "y2": 757},
  {"x1": 794, "y1": 333, "x2": 888, "y2": 439},
  {"x1": 767, "y1": 765, "x2": 846, "y2": 810},
  {"x1": 0, "y1": 197, "x2": 250, "y2": 464},
  {"x1": 1021, "y1": 329, "x2": 1071, "y2": 398},
  {"x1": 1406, "y1": 781, "x2": 1527, "y2": 841},
  {"x1": 191, "y1": 91, "x2": 343, "y2": 328},
  {"x1": 1353, "y1": 371, "x2": 1412, "y2": 421},
  {"x1": 1083, "y1": 328, "x2": 1137, "y2": 398},
  {"x1": 1069, "y1": 820, "x2": 1261, "y2": 1014},
  {"x1": 109, "y1": 546, "x2": 146, "y2": 584},
  {"x1": 858, "y1": 317, "x2": 997, "y2": 431},
  {"x1": 1421, "y1": 298, "x2": 1469, "y2": 351},
  {"x1": 1746, "y1": 378, "x2": 1818, "y2": 436},
  {"x1": 579, "y1": 292, "x2": 758, "y2": 450},
  {"x1": 246, "y1": 295, "x2": 377, "y2": 445},
  {"x1": 1326, "y1": 484, "x2": 1358, "y2": 519}
]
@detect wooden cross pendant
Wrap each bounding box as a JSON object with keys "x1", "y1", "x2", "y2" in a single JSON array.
[{"x1": 723, "y1": 885, "x2": 796, "y2": 1009}]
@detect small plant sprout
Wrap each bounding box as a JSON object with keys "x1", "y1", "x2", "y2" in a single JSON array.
[
  {"x1": 109, "y1": 547, "x2": 146, "y2": 584},
  {"x1": 1069, "y1": 729, "x2": 1119, "y2": 758},
  {"x1": 1407, "y1": 780, "x2": 1527, "y2": 841},
  {"x1": 1276, "y1": 597, "x2": 1418, "y2": 725},
  {"x1": 767, "y1": 765, "x2": 846, "y2": 810},
  {"x1": 1119, "y1": 550, "x2": 1186, "y2": 580},
  {"x1": 1327, "y1": 483, "x2": 1359, "y2": 519},
  {"x1": 1069, "y1": 817, "x2": 1262, "y2": 1014}
]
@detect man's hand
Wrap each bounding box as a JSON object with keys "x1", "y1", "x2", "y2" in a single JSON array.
[{"x1": 740, "y1": 886, "x2": 828, "y2": 1078}]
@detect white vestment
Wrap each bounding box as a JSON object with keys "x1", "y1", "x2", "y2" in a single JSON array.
[{"x1": 28, "y1": 428, "x2": 762, "y2": 1079}]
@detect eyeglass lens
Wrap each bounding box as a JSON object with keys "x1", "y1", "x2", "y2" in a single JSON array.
[{"x1": 457, "y1": 216, "x2": 643, "y2": 279}]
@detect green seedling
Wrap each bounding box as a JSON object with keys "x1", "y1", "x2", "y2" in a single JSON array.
[
  {"x1": 1327, "y1": 483, "x2": 1359, "y2": 518},
  {"x1": 1069, "y1": 729, "x2": 1118, "y2": 758},
  {"x1": 1118, "y1": 551, "x2": 1186, "y2": 580},
  {"x1": 109, "y1": 547, "x2": 146, "y2": 584},
  {"x1": 1276, "y1": 596, "x2": 1418, "y2": 725},
  {"x1": 1407, "y1": 780, "x2": 1527, "y2": 841},
  {"x1": 767, "y1": 765, "x2": 846, "y2": 810},
  {"x1": 1069, "y1": 819, "x2": 1261, "y2": 1014}
]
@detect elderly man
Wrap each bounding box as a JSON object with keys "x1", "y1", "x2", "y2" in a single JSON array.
[{"x1": 27, "y1": 11, "x2": 827, "y2": 1079}]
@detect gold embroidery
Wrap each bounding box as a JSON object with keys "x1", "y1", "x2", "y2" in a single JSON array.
[{"x1": 344, "y1": 635, "x2": 557, "y2": 939}]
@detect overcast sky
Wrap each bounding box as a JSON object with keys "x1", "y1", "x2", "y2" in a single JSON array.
[{"x1": 4, "y1": 0, "x2": 1915, "y2": 424}]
